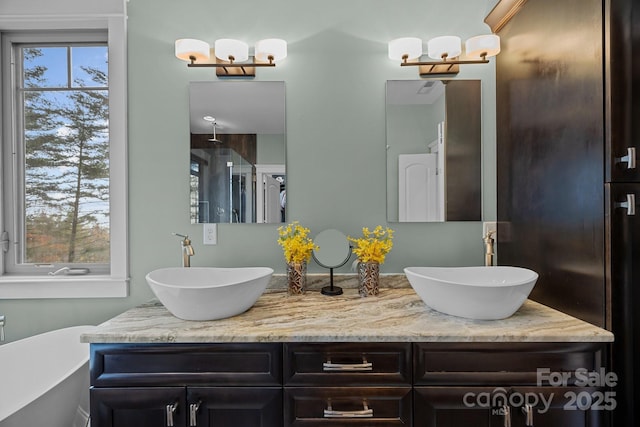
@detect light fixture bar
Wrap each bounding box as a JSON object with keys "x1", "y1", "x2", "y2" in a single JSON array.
[
  {"x1": 399, "y1": 54, "x2": 489, "y2": 75},
  {"x1": 184, "y1": 55, "x2": 277, "y2": 77},
  {"x1": 400, "y1": 59, "x2": 490, "y2": 66}
]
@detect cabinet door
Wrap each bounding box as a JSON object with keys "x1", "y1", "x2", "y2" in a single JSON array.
[
  {"x1": 188, "y1": 387, "x2": 282, "y2": 427},
  {"x1": 607, "y1": 0, "x2": 639, "y2": 183},
  {"x1": 414, "y1": 387, "x2": 501, "y2": 427},
  {"x1": 606, "y1": 182, "x2": 640, "y2": 427},
  {"x1": 415, "y1": 386, "x2": 609, "y2": 427},
  {"x1": 511, "y1": 387, "x2": 609, "y2": 427},
  {"x1": 91, "y1": 387, "x2": 186, "y2": 427}
]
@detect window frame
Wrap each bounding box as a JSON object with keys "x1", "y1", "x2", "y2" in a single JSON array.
[{"x1": 0, "y1": 16, "x2": 128, "y2": 299}]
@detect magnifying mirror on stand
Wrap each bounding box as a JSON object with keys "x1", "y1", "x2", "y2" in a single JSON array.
[{"x1": 312, "y1": 229, "x2": 352, "y2": 296}]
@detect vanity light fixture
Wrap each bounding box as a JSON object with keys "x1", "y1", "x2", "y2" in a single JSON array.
[
  {"x1": 388, "y1": 34, "x2": 500, "y2": 76},
  {"x1": 175, "y1": 38, "x2": 287, "y2": 77}
]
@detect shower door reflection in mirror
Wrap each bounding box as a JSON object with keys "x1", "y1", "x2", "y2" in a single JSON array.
[
  {"x1": 386, "y1": 80, "x2": 481, "y2": 222},
  {"x1": 189, "y1": 81, "x2": 286, "y2": 224}
]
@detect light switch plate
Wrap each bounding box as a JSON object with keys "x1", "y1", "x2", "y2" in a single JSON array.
[{"x1": 203, "y1": 223, "x2": 217, "y2": 245}]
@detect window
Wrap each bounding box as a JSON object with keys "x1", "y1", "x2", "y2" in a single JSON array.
[
  {"x1": 0, "y1": 19, "x2": 128, "y2": 298},
  {"x1": 4, "y1": 32, "x2": 110, "y2": 276}
]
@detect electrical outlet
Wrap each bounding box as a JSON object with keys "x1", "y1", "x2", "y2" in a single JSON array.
[
  {"x1": 203, "y1": 223, "x2": 217, "y2": 245},
  {"x1": 483, "y1": 221, "x2": 497, "y2": 238}
]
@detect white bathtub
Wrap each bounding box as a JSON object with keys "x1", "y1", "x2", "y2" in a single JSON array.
[{"x1": 0, "y1": 325, "x2": 95, "y2": 427}]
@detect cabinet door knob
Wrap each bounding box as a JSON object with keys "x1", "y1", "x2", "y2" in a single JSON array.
[
  {"x1": 521, "y1": 404, "x2": 534, "y2": 426},
  {"x1": 189, "y1": 401, "x2": 201, "y2": 427},
  {"x1": 616, "y1": 193, "x2": 636, "y2": 216},
  {"x1": 618, "y1": 147, "x2": 637, "y2": 169},
  {"x1": 166, "y1": 403, "x2": 178, "y2": 427},
  {"x1": 502, "y1": 405, "x2": 511, "y2": 427},
  {"x1": 323, "y1": 399, "x2": 374, "y2": 418},
  {"x1": 323, "y1": 357, "x2": 373, "y2": 371}
]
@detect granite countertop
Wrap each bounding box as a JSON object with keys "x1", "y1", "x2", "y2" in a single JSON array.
[{"x1": 81, "y1": 286, "x2": 613, "y2": 344}]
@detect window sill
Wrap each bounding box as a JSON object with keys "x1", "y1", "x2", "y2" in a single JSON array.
[{"x1": 0, "y1": 276, "x2": 129, "y2": 299}]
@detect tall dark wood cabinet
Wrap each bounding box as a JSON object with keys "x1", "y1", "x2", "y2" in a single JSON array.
[{"x1": 492, "y1": 0, "x2": 639, "y2": 425}]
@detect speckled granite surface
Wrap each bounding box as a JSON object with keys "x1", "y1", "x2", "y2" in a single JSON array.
[{"x1": 81, "y1": 284, "x2": 613, "y2": 344}]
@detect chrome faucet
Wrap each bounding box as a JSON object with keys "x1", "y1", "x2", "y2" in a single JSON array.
[
  {"x1": 173, "y1": 233, "x2": 194, "y2": 267},
  {"x1": 483, "y1": 230, "x2": 496, "y2": 266},
  {"x1": 0, "y1": 315, "x2": 5, "y2": 342}
]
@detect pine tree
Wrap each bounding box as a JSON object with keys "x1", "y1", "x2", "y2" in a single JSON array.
[{"x1": 23, "y1": 48, "x2": 109, "y2": 263}]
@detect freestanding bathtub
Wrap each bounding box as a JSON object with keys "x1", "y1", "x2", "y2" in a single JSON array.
[{"x1": 0, "y1": 325, "x2": 95, "y2": 427}]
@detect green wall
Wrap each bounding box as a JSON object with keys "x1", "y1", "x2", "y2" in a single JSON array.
[{"x1": 0, "y1": 0, "x2": 497, "y2": 342}]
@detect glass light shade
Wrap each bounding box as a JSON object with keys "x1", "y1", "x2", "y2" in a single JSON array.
[
  {"x1": 175, "y1": 38, "x2": 210, "y2": 62},
  {"x1": 465, "y1": 34, "x2": 501, "y2": 58},
  {"x1": 214, "y1": 39, "x2": 249, "y2": 62},
  {"x1": 255, "y1": 39, "x2": 288, "y2": 62},
  {"x1": 388, "y1": 37, "x2": 423, "y2": 61},
  {"x1": 427, "y1": 36, "x2": 462, "y2": 60}
]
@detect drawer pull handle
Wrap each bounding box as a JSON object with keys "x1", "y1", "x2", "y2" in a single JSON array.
[
  {"x1": 323, "y1": 399, "x2": 373, "y2": 418},
  {"x1": 323, "y1": 357, "x2": 373, "y2": 371}
]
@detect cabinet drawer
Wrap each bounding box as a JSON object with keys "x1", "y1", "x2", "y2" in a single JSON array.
[
  {"x1": 91, "y1": 343, "x2": 282, "y2": 387},
  {"x1": 414, "y1": 342, "x2": 607, "y2": 386},
  {"x1": 284, "y1": 387, "x2": 412, "y2": 426},
  {"x1": 284, "y1": 343, "x2": 411, "y2": 386}
]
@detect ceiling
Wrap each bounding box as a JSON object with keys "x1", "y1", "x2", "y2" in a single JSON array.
[
  {"x1": 386, "y1": 80, "x2": 446, "y2": 105},
  {"x1": 189, "y1": 81, "x2": 285, "y2": 135}
]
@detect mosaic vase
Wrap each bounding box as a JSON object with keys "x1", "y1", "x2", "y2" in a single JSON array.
[
  {"x1": 286, "y1": 261, "x2": 307, "y2": 295},
  {"x1": 357, "y1": 261, "x2": 380, "y2": 296}
]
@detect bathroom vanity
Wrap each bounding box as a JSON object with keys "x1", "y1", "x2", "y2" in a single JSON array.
[{"x1": 82, "y1": 288, "x2": 613, "y2": 427}]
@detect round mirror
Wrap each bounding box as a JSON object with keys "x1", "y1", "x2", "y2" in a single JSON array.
[
  {"x1": 313, "y1": 229, "x2": 351, "y2": 268},
  {"x1": 312, "y1": 229, "x2": 352, "y2": 296}
]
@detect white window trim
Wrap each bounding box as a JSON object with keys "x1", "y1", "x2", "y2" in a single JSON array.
[{"x1": 0, "y1": 10, "x2": 129, "y2": 299}]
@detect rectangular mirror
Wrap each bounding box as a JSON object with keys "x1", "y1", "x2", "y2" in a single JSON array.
[
  {"x1": 189, "y1": 81, "x2": 286, "y2": 224},
  {"x1": 386, "y1": 80, "x2": 481, "y2": 222}
]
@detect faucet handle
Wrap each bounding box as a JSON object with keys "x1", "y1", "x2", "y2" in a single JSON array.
[
  {"x1": 0, "y1": 315, "x2": 5, "y2": 342},
  {"x1": 173, "y1": 233, "x2": 192, "y2": 244}
]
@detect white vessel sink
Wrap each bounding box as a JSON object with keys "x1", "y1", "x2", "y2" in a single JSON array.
[
  {"x1": 145, "y1": 267, "x2": 273, "y2": 321},
  {"x1": 404, "y1": 266, "x2": 538, "y2": 320}
]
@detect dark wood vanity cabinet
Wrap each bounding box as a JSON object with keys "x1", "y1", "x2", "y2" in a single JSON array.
[
  {"x1": 89, "y1": 342, "x2": 608, "y2": 427},
  {"x1": 492, "y1": 0, "x2": 640, "y2": 424},
  {"x1": 283, "y1": 343, "x2": 412, "y2": 426},
  {"x1": 412, "y1": 343, "x2": 609, "y2": 427},
  {"x1": 89, "y1": 343, "x2": 283, "y2": 427}
]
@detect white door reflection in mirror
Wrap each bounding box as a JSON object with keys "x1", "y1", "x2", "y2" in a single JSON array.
[
  {"x1": 256, "y1": 164, "x2": 285, "y2": 224},
  {"x1": 264, "y1": 174, "x2": 281, "y2": 223},
  {"x1": 399, "y1": 153, "x2": 438, "y2": 222}
]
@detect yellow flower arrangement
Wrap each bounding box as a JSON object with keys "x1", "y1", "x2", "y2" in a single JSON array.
[
  {"x1": 277, "y1": 221, "x2": 317, "y2": 264},
  {"x1": 348, "y1": 225, "x2": 394, "y2": 264}
]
